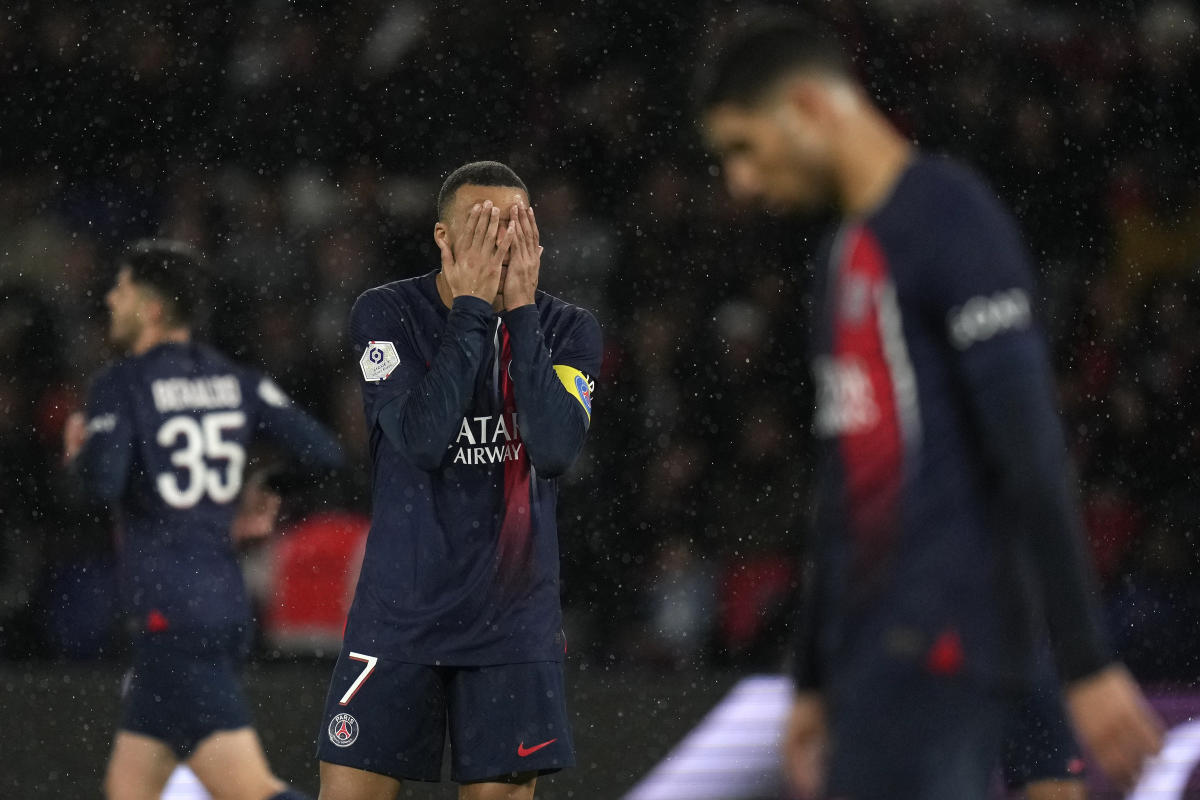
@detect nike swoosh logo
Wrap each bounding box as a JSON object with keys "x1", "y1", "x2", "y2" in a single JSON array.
[{"x1": 517, "y1": 738, "x2": 557, "y2": 757}]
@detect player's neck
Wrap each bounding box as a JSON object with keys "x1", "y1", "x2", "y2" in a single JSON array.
[
  {"x1": 130, "y1": 325, "x2": 190, "y2": 356},
  {"x1": 835, "y1": 112, "x2": 914, "y2": 219}
]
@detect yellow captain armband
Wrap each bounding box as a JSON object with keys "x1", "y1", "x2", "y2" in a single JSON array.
[{"x1": 553, "y1": 365, "x2": 594, "y2": 419}]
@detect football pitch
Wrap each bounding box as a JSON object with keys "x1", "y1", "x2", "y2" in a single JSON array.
[{"x1": 7, "y1": 661, "x2": 1198, "y2": 798}]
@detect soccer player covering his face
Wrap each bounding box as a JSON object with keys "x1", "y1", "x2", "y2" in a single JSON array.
[
  {"x1": 316, "y1": 161, "x2": 601, "y2": 800},
  {"x1": 64, "y1": 240, "x2": 344, "y2": 800},
  {"x1": 696, "y1": 13, "x2": 1163, "y2": 800}
]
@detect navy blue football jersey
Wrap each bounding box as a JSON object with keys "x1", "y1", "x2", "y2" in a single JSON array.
[
  {"x1": 344, "y1": 271, "x2": 601, "y2": 665},
  {"x1": 795, "y1": 156, "x2": 1109, "y2": 693},
  {"x1": 75, "y1": 341, "x2": 344, "y2": 639}
]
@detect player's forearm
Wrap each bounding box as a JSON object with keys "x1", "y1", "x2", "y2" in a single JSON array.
[
  {"x1": 264, "y1": 410, "x2": 345, "y2": 470},
  {"x1": 502, "y1": 305, "x2": 589, "y2": 477},
  {"x1": 962, "y1": 351, "x2": 1112, "y2": 681},
  {"x1": 791, "y1": 550, "x2": 826, "y2": 691},
  {"x1": 379, "y1": 296, "x2": 494, "y2": 470}
]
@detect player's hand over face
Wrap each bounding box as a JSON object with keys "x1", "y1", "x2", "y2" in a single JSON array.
[
  {"x1": 503, "y1": 201, "x2": 541, "y2": 310},
  {"x1": 436, "y1": 200, "x2": 515, "y2": 302},
  {"x1": 782, "y1": 691, "x2": 828, "y2": 800},
  {"x1": 1065, "y1": 663, "x2": 1164, "y2": 790}
]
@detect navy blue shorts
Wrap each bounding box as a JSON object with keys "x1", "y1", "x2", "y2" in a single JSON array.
[
  {"x1": 119, "y1": 637, "x2": 252, "y2": 758},
  {"x1": 317, "y1": 652, "x2": 574, "y2": 784},
  {"x1": 825, "y1": 665, "x2": 1005, "y2": 800},
  {"x1": 1001, "y1": 677, "x2": 1084, "y2": 788}
]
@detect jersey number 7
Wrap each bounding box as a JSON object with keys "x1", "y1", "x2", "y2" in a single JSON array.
[{"x1": 339, "y1": 653, "x2": 379, "y2": 706}]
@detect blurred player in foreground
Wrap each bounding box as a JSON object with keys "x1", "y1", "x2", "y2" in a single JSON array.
[
  {"x1": 316, "y1": 161, "x2": 601, "y2": 800},
  {"x1": 696, "y1": 13, "x2": 1163, "y2": 799},
  {"x1": 64, "y1": 240, "x2": 344, "y2": 800}
]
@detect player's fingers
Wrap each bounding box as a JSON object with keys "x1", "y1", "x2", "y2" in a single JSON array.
[
  {"x1": 435, "y1": 235, "x2": 454, "y2": 270},
  {"x1": 497, "y1": 220, "x2": 516, "y2": 257},
  {"x1": 472, "y1": 201, "x2": 493, "y2": 248},
  {"x1": 483, "y1": 204, "x2": 501, "y2": 253},
  {"x1": 528, "y1": 205, "x2": 539, "y2": 243},
  {"x1": 463, "y1": 203, "x2": 482, "y2": 247},
  {"x1": 262, "y1": 490, "x2": 282, "y2": 518},
  {"x1": 1098, "y1": 735, "x2": 1138, "y2": 790},
  {"x1": 508, "y1": 204, "x2": 525, "y2": 247},
  {"x1": 1137, "y1": 703, "x2": 1167, "y2": 753},
  {"x1": 517, "y1": 203, "x2": 534, "y2": 243},
  {"x1": 785, "y1": 742, "x2": 821, "y2": 799},
  {"x1": 1124, "y1": 711, "x2": 1165, "y2": 784}
]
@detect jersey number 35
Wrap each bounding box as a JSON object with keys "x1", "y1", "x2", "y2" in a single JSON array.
[{"x1": 156, "y1": 411, "x2": 247, "y2": 509}]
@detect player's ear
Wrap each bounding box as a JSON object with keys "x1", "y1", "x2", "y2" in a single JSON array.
[
  {"x1": 782, "y1": 76, "x2": 829, "y2": 122},
  {"x1": 141, "y1": 293, "x2": 167, "y2": 326},
  {"x1": 434, "y1": 221, "x2": 449, "y2": 250}
]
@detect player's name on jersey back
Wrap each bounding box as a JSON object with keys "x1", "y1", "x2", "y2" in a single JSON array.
[{"x1": 151, "y1": 375, "x2": 242, "y2": 413}]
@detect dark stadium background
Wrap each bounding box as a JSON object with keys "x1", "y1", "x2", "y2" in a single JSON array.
[{"x1": 1, "y1": 1, "x2": 1197, "y2": 796}]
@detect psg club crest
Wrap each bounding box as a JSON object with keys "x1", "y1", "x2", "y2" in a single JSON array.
[
  {"x1": 328, "y1": 712, "x2": 360, "y2": 747},
  {"x1": 359, "y1": 341, "x2": 400, "y2": 382}
]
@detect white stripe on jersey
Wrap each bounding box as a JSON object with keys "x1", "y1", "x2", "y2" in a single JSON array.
[{"x1": 875, "y1": 279, "x2": 922, "y2": 452}]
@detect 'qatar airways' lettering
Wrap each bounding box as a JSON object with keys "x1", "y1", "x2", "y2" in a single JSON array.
[
  {"x1": 813, "y1": 356, "x2": 879, "y2": 437},
  {"x1": 449, "y1": 413, "x2": 523, "y2": 465}
]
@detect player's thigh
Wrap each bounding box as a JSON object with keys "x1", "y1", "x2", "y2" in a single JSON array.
[
  {"x1": 446, "y1": 661, "x2": 574, "y2": 784},
  {"x1": 187, "y1": 726, "x2": 285, "y2": 800},
  {"x1": 318, "y1": 760, "x2": 403, "y2": 800},
  {"x1": 458, "y1": 773, "x2": 537, "y2": 800},
  {"x1": 317, "y1": 652, "x2": 447, "y2": 783},
  {"x1": 105, "y1": 730, "x2": 178, "y2": 800},
  {"x1": 826, "y1": 667, "x2": 1004, "y2": 800},
  {"x1": 122, "y1": 640, "x2": 253, "y2": 757}
]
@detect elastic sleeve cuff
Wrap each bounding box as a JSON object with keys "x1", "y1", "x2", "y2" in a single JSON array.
[
  {"x1": 451, "y1": 295, "x2": 497, "y2": 318},
  {"x1": 500, "y1": 303, "x2": 540, "y2": 337},
  {"x1": 1058, "y1": 641, "x2": 1115, "y2": 684}
]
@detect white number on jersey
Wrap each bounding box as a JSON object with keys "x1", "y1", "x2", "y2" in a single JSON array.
[{"x1": 155, "y1": 411, "x2": 247, "y2": 508}]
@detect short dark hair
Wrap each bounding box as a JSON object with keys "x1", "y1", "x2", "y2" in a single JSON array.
[
  {"x1": 120, "y1": 239, "x2": 206, "y2": 327},
  {"x1": 437, "y1": 161, "x2": 529, "y2": 221},
  {"x1": 695, "y1": 10, "x2": 850, "y2": 112}
]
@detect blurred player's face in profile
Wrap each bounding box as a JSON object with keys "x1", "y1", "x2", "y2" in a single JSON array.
[
  {"x1": 105, "y1": 267, "x2": 152, "y2": 351},
  {"x1": 705, "y1": 91, "x2": 836, "y2": 213},
  {"x1": 435, "y1": 184, "x2": 531, "y2": 301}
]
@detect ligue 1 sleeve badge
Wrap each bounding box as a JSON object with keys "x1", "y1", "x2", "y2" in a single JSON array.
[
  {"x1": 359, "y1": 341, "x2": 400, "y2": 382},
  {"x1": 328, "y1": 712, "x2": 360, "y2": 747}
]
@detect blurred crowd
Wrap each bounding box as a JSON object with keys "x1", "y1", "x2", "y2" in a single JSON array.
[{"x1": 1, "y1": 0, "x2": 1197, "y2": 681}]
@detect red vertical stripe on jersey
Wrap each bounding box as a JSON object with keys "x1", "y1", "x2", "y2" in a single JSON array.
[
  {"x1": 497, "y1": 325, "x2": 533, "y2": 580},
  {"x1": 834, "y1": 227, "x2": 904, "y2": 578}
]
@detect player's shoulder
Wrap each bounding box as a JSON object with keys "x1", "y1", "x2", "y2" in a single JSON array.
[
  {"x1": 89, "y1": 357, "x2": 137, "y2": 396},
  {"x1": 191, "y1": 340, "x2": 242, "y2": 371},
  {"x1": 353, "y1": 272, "x2": 437, "y2": 320},
  {"x1": 180, "y1": 341, "x2": 260, "y2": 388},
  {"x1": 534, "y1": 290, "x2": 601, "y2": 337},
  {"x1": 908, "y1": 155, "x2": 1013, "y2": 228}
]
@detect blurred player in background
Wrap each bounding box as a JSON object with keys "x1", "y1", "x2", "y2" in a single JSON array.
[
  {"x1": 64, "y1": 239, "x2": 344, "y2": 800},
  {"x1": 696, "y1": 12, "x2": 1163, "y2": 799},
  {"x1": 316, "y1": 162, "x2": 601, "y2": 800}
]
